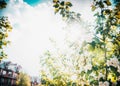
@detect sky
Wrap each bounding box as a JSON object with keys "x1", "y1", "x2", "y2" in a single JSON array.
[
  {"x1": 23, "y1": 0, "x2": 48, "y2": 6},
  {"x1": 24, "y1": 0, "x2": 42, "y2": 5},
  {"x1": 0, "y1": 0, "x2": 93, "y2": 76}
]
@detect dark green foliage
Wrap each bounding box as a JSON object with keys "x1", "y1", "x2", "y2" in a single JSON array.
[
  {"x1": 41, "y1": 78, "x2": 46, "y2": 84},
  {"x1": 53, "y1": 3, "x2": 59, "y2": 8},
  {"x1": 60, "y1": 1, "x2": 64, "y2": 6},
  {"x1": 72, "y1": 82, "x2": 76, "y2": 86},
  {"x1": 92, "y1": 66, "x2": 99, "y2": 71},
  {"x1": 53, "y1": 0, "x2": 80, "y2": 22},
  {"x1": 0, "y1": 0, "x2": 7, "y2": 9},
  {"x1": 90, "y1": 80, "x2": 98, "y2": 85}
]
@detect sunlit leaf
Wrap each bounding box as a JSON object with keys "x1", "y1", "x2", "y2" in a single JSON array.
[
  {"x1": 108, "y1": 73, "x2": 117, "y2": 83},
  {"x1": 66, "y1": 6, "x2": 70, "y2": 11},
  {"x1": 2, "y1": 40, "x2": 7, "y2": 46},
  {"x1": 103, "y1": 9, "x2": 111, "y2": 15},
  {"x1": 0, "y1": 34, "x2": 3, "y2": 39},
  {"x1": 91, "y1": 5, "x2": 96, "y2": 11},
  {"x1": 104, "y1": 0, "x2": 111, "y2": 6},
  {"x1": 65, "y1": 2, "x2": 72, "y2": 7},
  {"x1": 90, "y1": 80, "x2": 98, "y2": 85},
  {"x1": 54, "y1": 8, "x2": 59, "y2": 13},
  {"x1": 4, "y1": 33, "x2": 8, "y2": 37},
  {"x1": 53, "y1": 0, "x2": 59, "y2": 3},
  {"x1": 116, "y1": 14, "x2": 120, "y2": 19},
  {"x1": 53, "y1": 3, "x2": 59, "y2": 8}
]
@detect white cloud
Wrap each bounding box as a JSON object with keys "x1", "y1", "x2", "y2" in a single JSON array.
[
  {"x1": 2, "y1": 0, "x2": 66, "y2": 76},
  {"x1": 2, "y1": 0, "x2": 94, "y2": 76}
]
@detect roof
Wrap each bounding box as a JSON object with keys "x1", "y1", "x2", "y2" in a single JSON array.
[{"x1": 0, "y1": 61, "x2": 22, "y2": 73}]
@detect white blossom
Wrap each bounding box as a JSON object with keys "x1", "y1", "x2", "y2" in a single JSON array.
[
  {"x1": 98, "y1": 72, "x2": 104, "y2": 80},
  {"x1": 104, "y1": 81, "x2": 109, "y2": 86},
  {"x1": 117, "y1": 76, "x2": 120, "y2": 81},
  {"x1": 99, "y1": 82, "x2": 104, "y2": 86},
  {"x1": 117, "y1": 66, "x2": 120, "y2": 73},
  {"x1": 106, "y1": 60, "x2": 111, "y2": 66},
  {"x1": 107, "y1": 57, "x2": 119, "y2": 68},
  {"x1": 84, "y1": 64, "x2": 92, "y2": 72},
  {"x1": 99, "y1": 81, "x2": 109, "y2": 86}
]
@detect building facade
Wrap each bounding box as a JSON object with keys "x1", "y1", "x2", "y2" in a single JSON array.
[{"x1": 0, "y1": 61, "x2": 21, "y2": 86}]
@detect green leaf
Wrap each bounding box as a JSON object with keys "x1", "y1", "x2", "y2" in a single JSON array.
[
  {"x1": 89, "y1": 76, "x2": 95, "y2": 82},
  {"x1": 104, "y1": 9, "x2": 111, "y2": 15},
  {"x1": 72, "y1": 82, "x2": 76, "y2": 86},
  {"x1": 91, "y1": 5, "x2": 96, "y2": 11},
  {"x1": 67, "y1": 82, "x2": 71, "y2": 86},
  {"x1": 87, "y1": 70, "x2": 92, "y2": 75},
  {"x1": 109, "y1": 66, "x2": 117, "y2": 73},
  {"x1": 96, "y1": 26, "x2": 103, "y2": 34},
  {"x1": 41, "y1": 78, "x2": 46, "y2": 84},
  {"x1": 53, "y1": 0, "x2": 59, "y2": 3},
  {"x1": 0, "y1": 41, "x2": 2, "y2": 45},
  {"x1": 103, "y1": 0, "x2": 111, "y2": 6},
  {"x1": 90, "y1": 80, "x2": 98, "y2": 85},
  {"x1": 92, "y1": 66, "x2": 98, "y2": 71},
  {"x1": 98, "y1": 1, "x2": 104, "y2": 8},
  {"x1": 99, "y1": 77, "x2": 104, "y2": 81},
  {"x1": 0, "y1": 1, "x2": 7, "y2": 9},
  {"x1": 81, "y1": 71, "x2": 85, "y2": 76},
  {"x1": 53, "y1": 3, "x2": 59, "y2": 8},
  {"x1": 60, "y1": 1, "x2": 64, "y2": 6},
  {"x1": 65, "y1": 2, "x2": 72, "y2": 7},
  {"x1": 93, "y1": 37, "x2": 100, "y2": 44},
  {"x1": 90, "y1": 41, "x2": 96, "y2": 49},
  {"x1": 54, "y1": 8, "x2": 59, "y2": 13},
  {"x1": 85, "y1": 74, "x2": 89, "y2": 80}
]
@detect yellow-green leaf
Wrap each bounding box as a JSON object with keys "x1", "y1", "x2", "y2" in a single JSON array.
[{"x1": 91, "y1": 5, "x2": 96, "y2": 11}]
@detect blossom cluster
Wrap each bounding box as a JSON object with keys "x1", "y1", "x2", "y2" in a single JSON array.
[
  {"x1": 99, "y1": 81, "x2": 109, "y2": 86},
  {"x1": 84, "y1": 64, "x2": 92, "y2": 72},
  {"x1": 107, "y1": 57, "x2": 120, "y2": 73}
]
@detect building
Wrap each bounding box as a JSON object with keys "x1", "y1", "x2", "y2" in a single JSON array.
[
  {"x1": 30, "y1": 76, "x2": 40, "y2": 86},
  {"x1": 0, "y1": 61, "x2": 21, "y2": 86}
]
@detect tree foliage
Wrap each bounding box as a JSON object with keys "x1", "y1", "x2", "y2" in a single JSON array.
[
  {"x1": 0, "y1": 0, "x2": 12, "y2": 61},
  {"x1": 53, "y1": 0, "x2": 81, "y2": 23},
  {"x1": 40, "y1": 0, "x2": 120, "y2": 86},
  {"x1": 40, "y1": 41, "x2": 91, "y2": 86},
  {"x1": 91, "y1": 0, "x2": 120, "y2": 84},
  {"x1": 16, "y1": 72, "x2": 31, "y2": 86},
  {"x1": 0, "y1": 0, "x2": 7, "y2": 9}
]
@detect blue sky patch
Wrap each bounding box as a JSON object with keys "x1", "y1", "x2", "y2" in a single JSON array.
[{"x1": 23, "y1": 0, "x2": 43, "y2": 6}]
